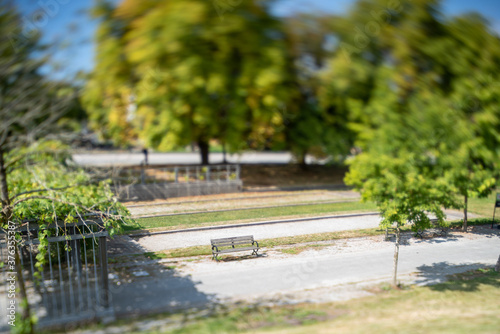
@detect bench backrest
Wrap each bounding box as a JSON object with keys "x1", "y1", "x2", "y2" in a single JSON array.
[{"x1": 211, "y1": 235, "x2": 254, "y2": 247}]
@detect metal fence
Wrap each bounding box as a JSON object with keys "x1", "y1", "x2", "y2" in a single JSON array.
[
  {"x1": 0, "y1": 219, "x2": 111, "y2": 331},
  {"x1": 104, "y1": 164, "x2": 243, "y2": 201},
  {"x1": 109, "y1": 164, "x2": 241, "y2": 185}
]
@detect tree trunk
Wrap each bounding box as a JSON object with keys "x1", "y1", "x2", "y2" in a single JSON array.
[
  {"x1": 495, "y1": 254, "x2": 500, "y2": 272},
  {"x1": 463, "y1": 193, "x2": 468, "y2": 232},
  {"x1": 0, "y1": 148, "x2": 9, "y2": 209},
  {"x1": 299, "y1": 151, "x2": 308, "y2": 171},
  {"x1": 222, "y1": 143, "x2": 227, "y2": 164},
  {"x1": 0, "y1": 149, "x2": 34, "y2": 333},
  {"x1": 198, "y1": 139, "x2": 209, "y2": 165},
  {"x1": 392, "y1": 224, "x2": 401, "y2": 287}
]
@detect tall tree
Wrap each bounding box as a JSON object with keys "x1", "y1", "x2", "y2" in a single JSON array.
[
  {"x1": 280, "y1": 13, "x2": 329, "y2": 166},
  {"x1": 441, "y1": 15, "x2": 500, "y2": 230},
  {"x1": 84, "y1": 0, "x2": 294, "y2": 164}
]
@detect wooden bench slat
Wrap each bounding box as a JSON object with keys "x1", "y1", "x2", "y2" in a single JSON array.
[
  {"x1": 211, "y1": 236, "x2": 254, "y2": 243},
  {"x1": 212, "y1": 240, "x2": 255, "y2": 247},
  {"x1": 216, "y1": 247, "x2": 258, "y2": 254},
  {"x1": 210, "y1": 235, "x2": 259, "y2": 260}
]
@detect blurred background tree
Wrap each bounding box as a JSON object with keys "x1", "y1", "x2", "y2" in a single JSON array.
[
  {"x1": 326, "y1": 0, "x2": 500, "y2": 229},
  {"x1": 84, "y1": 0, "x2": 295, "y2": 164}
]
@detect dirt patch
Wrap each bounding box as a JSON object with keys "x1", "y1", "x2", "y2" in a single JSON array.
[{"x1": 240, "y1": 164, "x2": 347, "y2": 188}]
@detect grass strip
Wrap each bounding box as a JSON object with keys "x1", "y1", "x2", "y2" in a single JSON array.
[
  {"x1": 124, "y1": 201, "x2": 377, "y2": 232},
  {"x1": 157, "y1": 268, "x2": 500, "y2": 334}
]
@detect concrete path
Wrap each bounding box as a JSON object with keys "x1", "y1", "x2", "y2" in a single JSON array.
[
  {"x1": 130, "y1": 213, "x2": 381, "y2": 251},
  {"x1": 107, "y1": 228, "x2": 500, "y2": 319},
  {"x1": 183, "y1": 233, "x2": 500, "y2": 303},
  {"x1": 105, "y1": 209, "x2": 495, "y2": 322},
  {"x1": 128, "y1": 209, "x2": 478, "y2": 252}
]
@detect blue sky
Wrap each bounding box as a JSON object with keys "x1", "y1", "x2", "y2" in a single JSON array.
[{"x1": 14, "y1": 0, "x2": 500, "y2": 79}]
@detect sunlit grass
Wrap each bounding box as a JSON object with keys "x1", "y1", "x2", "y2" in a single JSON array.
[
  {"x1": 125, "y1": 201, "x2": 377, "y2": 232},
  {"x1": 468, "y1": 191, "x2": 499, "y2": 217}
]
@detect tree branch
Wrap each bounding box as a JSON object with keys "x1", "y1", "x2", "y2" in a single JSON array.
[{"x1": 11, "y1": 196, "x2": 124, "y2": 219}]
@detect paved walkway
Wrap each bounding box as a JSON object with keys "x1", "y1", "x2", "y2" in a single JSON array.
[
  {"x1": 124, "y1": 209, "x2": 478, "y2": 253},
  {"x1": 129, "y1": 213, "x2": 381, "y2": 252},
  {"x1": 106, "y1": 227, "x2": 500, "y2": 320},
  {"x1": 181, "y1": 232, "x2": 500, "y2": 303},
  {"x1": 102, "y1": 209, "x2": 497, "y2": 325}
]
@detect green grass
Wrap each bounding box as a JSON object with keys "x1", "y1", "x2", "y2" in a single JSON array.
[
  {"x1": 148, "y1": 268, "x2": 500, "y2": 334},
  {"x1": 468, "y1": 191, "x2": 499, "y2": 217},
  {"x1": 124, "y1": 201, "x2": 377, "y2": 232}
]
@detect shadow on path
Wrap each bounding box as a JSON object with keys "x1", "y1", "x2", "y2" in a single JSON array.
[
  {"x1": 109, "y1": 258, "x2": 216, "y2": 318},
  {"x1": 414, "y1": 261, "x2": 498, "y2": 291},
  {"x1": 107, "y1": 235, "x2": 216, "y2": 318}
]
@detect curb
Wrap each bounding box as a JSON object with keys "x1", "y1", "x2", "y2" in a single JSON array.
[{"x1": 128, "y1": 212, "x2": 380, "y2": 238}]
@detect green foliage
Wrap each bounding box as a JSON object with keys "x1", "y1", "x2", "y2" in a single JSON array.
[
  {"x1": 1, "y1": 140, "x2": 131, "y2": 292},
  {"x1": 2, "y1": 140, "x2": 130, "y2": 232},
  {"x1": 84, "y1": 0, "x2": 294, "y2": 154},
  {"x1": 12, "y1": 299, "x2": 37, "y2": 334},
  {"x1": 338, "y1": 0, "x2": 500, "y2": 230}
]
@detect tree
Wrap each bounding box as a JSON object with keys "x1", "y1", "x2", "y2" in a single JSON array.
[
  {"x1": 440, "y1": 16, "x2": 500, "y2": 230},
  {"x1": 345, "y1": 82, "x2": 459, "y2": 286},
  {"x1": 279, "y1": 13, "x2": 333, "y2": 166},
  {"x1": 341, "y1": 0, "x2": 500, "y2": 284},
  {"x1": 0, "y1": 3, "x2": 128, "y2": 332},
  {"x1": 325, "y1": 0, "x2": 500, "y2": 232},
  {"x1": 84, "y1": 0, "x2": 294, "y2": 164}
]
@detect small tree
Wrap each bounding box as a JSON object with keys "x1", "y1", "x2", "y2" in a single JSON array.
[
  {"x1": 345, "y1": 88, "x2": 459, "y2": 286},
  {"x1": 346, "y1": 151, "x2": 453, "y2": 286}
]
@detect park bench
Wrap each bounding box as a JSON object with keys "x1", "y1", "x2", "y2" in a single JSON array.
[
  {"x1": 210, "y1": 235, "x2": 259, "y2": 261},
  {"x1": 414, "y1": 218, "x2": 449, "y2": 238},
  {"x1": 383, "y1": 218, "x2": 450, "y2": 240}
]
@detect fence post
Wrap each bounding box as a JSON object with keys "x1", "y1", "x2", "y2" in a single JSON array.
[
  {"x1": 226, "y1": 164, "x2": 230, "y2": 182},
  {"x1": 141, "y1": 166, "x2": 145, "y2": 185},
  {"x1": 206, "y1": 166, "x2": 211, "y2": 181},
  {"x1": 236, "y1": 164, "x2": 240, "y2": 180},
  {"x1": 99, "y1": 236, "x2": 109, "y2": 308},
  {"x1": 174, "y1": 167, "x2": 179, "y2": 183}
]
